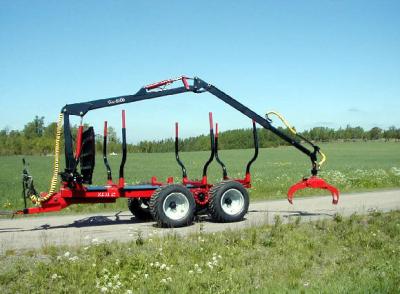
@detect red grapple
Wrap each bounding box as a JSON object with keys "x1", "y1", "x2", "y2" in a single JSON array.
[{"x1": 287, "y1": 176, "x2": 339, "y2": 205}]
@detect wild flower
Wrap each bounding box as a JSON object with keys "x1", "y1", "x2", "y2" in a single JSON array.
[
  {"x1": 160, "y1": 264, "x2": 166, "y2": 270},
  {"x1": 160, "y1": 279, "x2": 167, "y2": 284},
  {"x1": 126, "y1": 290, "x2": 133, "y2": 294},
  {"x1": 64, "y1": 251, "x2": 71, "y2": 258},
  {"x1": 69, "y1": 256, "x2": 79, "y2": 262},
  {"x1": 51, "y1": 273, "x2": 59, "y2": 279},
  {"x1": 115, "y1": 259, "x2": 120, "y2": 265},
  {"x1": 144, "y1": 274, "x2": 149, "y2": 279},
  {"x1": 188, "y1": 270, "x2": 194, "y2": 274},
  {"x1": 100, "y1": 286, "x2": 108, "y2": 293}
]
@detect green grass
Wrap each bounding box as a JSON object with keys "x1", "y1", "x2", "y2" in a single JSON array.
[
  {"x1": 1, "y1": 141, "x2": 400, "y2": 212},
  {"x1": 1, "y1": 210, "x2": 399, "y2": 293}
]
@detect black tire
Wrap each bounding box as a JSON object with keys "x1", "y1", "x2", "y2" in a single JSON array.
[
  {"x1": 128, "y1": 198, "x2": 152, "y2": 221},
  {"x1": 208, "y1": 180, "x2": 249, "y2": 222},
  {"x1": 149, "y1": 184, "x2": 196, "y2": 228}
]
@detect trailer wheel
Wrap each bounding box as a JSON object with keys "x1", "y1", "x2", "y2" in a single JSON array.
[
  {"x1": 128, "y1": 198, "x2": 152, "y2": 220},
  {"x1": 150, "y1": 184, "x2": 195, "y2": 228},
  {"x1": 208, "y1": 181, "x2": 249, "y2": 222}
]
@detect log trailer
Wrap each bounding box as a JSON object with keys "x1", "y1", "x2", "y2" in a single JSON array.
[{"x1": 17, "y1": 76, "x2": 339, "y2": 227}]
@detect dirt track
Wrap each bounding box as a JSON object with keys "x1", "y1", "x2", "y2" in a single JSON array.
[{"x1": 1, "y1": 189, "x2": 399, "y2": 253}]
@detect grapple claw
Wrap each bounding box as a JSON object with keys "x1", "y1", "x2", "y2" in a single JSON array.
[{"x1": 287, "y1": 176, "x2": 339, "y2": 204}]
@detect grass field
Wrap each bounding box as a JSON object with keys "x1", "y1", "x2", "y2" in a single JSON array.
[
  {"x1": 1, "y1": 210, "x2": 399, "y2": 293},
  {"x1": 1, "y1": 141, "x2": 399, "y2": 212}
]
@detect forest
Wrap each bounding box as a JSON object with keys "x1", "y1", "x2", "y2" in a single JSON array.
[{"x1": 0, "y1": 116, "x2": 399, "y2": 155}]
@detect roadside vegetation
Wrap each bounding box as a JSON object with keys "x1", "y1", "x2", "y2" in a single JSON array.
[{"x1": 1, "y1": 210, "x2": 399, "y2": 293}]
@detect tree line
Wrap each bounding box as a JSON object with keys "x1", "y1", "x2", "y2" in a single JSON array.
[{"x1": 0, "y1": 116, "x2": 399, "y2": 155}]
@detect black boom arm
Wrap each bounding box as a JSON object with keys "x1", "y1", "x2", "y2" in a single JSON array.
[{"x1": 61, "y1": 77, "x2": 321, "y2": 175}]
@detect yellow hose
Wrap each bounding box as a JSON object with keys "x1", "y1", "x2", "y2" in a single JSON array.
[
  {"x1": 266, "y1": 111, "x2": 326, "y2": 168},
  {"x1": 31, "y1": 113, "x2": 63, "y2": 205},
  {"x1": 266, "y1": 111, "x2": 297, "y2": 135}
]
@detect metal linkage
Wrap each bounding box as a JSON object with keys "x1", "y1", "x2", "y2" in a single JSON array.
[
  {"x1": 103, "y1": 121, "x2": 112, "y2": 182},
  {"x1": 202, "y1": 112, "x2": 215, "y2": 179},
  {"x1": 175, "y1": 122, "x2": 188, "y2": 179},
  {"x1": 245, "y1": 120, "x2": 259, "y2": 176},
  {"x1": 214, "y1": 122, "x2": 228, "y2": 180},
  {"x1": 119, "y1": 110, "x2": 127, "y2": 187}
]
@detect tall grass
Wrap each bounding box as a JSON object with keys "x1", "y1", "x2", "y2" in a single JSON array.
[{"x1": 1, "y1": 210, "x2": 399, "y2": 293}]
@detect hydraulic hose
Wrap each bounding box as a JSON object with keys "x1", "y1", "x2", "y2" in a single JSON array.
[
  {"x1": 266, "y1": 111, "x2": 326, "y2": 168},
  {"x1": 30, "y1": 113, "x2": 63, "y2": 205}
]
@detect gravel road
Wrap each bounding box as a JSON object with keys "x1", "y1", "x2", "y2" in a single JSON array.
[{"x1": 1, "y1": 189, "x2": 399, "y2": 253}]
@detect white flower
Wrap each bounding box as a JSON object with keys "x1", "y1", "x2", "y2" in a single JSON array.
[
  {"x1": 144, "y1": 274, "x2": 149, "y2": 279},
  {"x1": 160, "y1": 264, "x2": 166, "y2": 270},
  {"x1": 150, "y1": 263, "x2": 154, "y2": 267},
  {"x1": 166, "y1": 266, "x2": 170, "y2": 271},
  {"x1": 100, "y1": 286, "x2": 108, "y2": 293},
  {"x1": 115, "y1": 259, "x2": 120, "y2": 265},
  {"x1": 194, "y1": 264, "x2": 199, "y2": 268},
  {"x1": 160, "y1": 278, "x2": 167, "y2": 284},
  {"x1": 126, "y1": 290, "x2": 133, "y2": 294},
  {"x1": 69, "y1": 256, "x2": 79, "y2": 262},
  {"x1": 167, "y1": 277, "x2": 172, "y2": 282},
  {"x1": 56, "y1": 256, "x2": 62, "y2": 261},
  {"x1": 188, "y1": 270, "x2": 194, "y2": 274},
  {"x1": 107, "y1": 282, "x2": 112, "y2": 287},
  {"x1": 83, "y1": 246, "x2": 89, "y2": 251},
  {"x1": 64, "y1": 251, "x2": 71, "y2": 258},
  {"x1": 51, "y1": 273, "x2": 58, "y2": 279},
  {"x1": 92, "y1": 263, "x2": 96, "y2": 267}
]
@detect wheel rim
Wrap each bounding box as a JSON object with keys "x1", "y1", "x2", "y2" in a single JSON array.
[
  {"x1": 220, "y1": 188, "x2": 245, "y2": 216},
  {"x1": 163, "y1": 193, "x2": 190, "y2": 221}
]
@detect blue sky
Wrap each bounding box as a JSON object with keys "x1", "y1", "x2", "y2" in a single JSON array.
[{"x1": 1, "y1": 0, "x2": 399, "y2": 143}]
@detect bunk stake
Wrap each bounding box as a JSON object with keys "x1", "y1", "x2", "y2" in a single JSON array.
[{"x1": 119, "y1": 110, "x2": 127, "y2": 186}]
